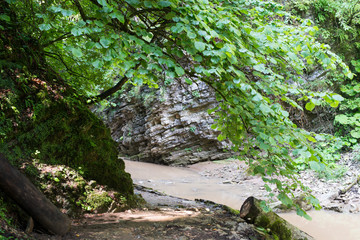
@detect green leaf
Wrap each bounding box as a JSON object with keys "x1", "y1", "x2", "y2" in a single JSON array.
[
  {"x1": 71, "y1": 27, "x2": 82, "y2": 36},
  {"x1": 194, "y1": 55, "x2": 203, "y2": 62},
  {"x1": 144, "y1": 1, "x2": 153, "y2": 8},
  {"x1": 330, "y1": 101, "x2": 339, "y2": 108},
  {"x1": 350, "y1": 130, "x2": 360, "y2": 139},
  {"x1": 259, "y1": 200, "x2": 271, "y2": 212},
  {"x1": 253, "y1": 64, "x2": 267, "y2": 73},
  {"x1": 61, "y1": 9, "x2": 75, "y2": 17},
  {"x1": 259, "y1": 103, "x2": 271, "y2": 115},
  {"x1": 278, "y1": 193, "x2": 293, "y2": 206},
  {"x1": 109, "y1": 11, "x2": 125, "y2": 23},
  {"x1": 85, "y1": 41, "x2": 96, "y2": 49},
  {"x1": 252, "y1": 93, "x2": 262, "y2": 102},
  {"x1": 217, "y1": 134, "x2": 226, "y2": 141},
  {"x1": 194, "y1": 41, "x2": 206, "y2": 52},
  {"x1": 0, "y1": 14, "x2": 10, "y2": 22},
  {"x1": 39, "y1": 24, "x2": 51, "y2": 31},
  {"x1": 92, "y1": 59, "x2": 103, "y2": 68},
  {"x1": 125, "y1": 0, "x2": 140, "y2": 6},
  {"x1": 94, "y1": 20, "x2": 105, "y2": 27},
  {"x1": 71, "y1": 48, "x2": 83, "y2": 58},
  {"x1": 159, "y1": 1, "x2": 172, "y2": 7},
  {"x1": 306, "y1": 136, "x2": 317, "y2": 142},
  {"x1": 185, "y1": 78, "x2": 193, "y2": 85},
  {"x1": 187, "y1": 31, "x2": 197, "y2": 39},
  {"x1": 175, "y1": 66, "x2": 185, "y2": 76},
  {"x1": 305, "y1": 102, "x2": 315, "y2": 111},
  {"x1": 331, "y1": 94, "x2": 344, "y2": 101},
  {"x1": 254, "y1": 166, "x2": 265, "y2": 175},
  {"x1": 296, "y1": 208, "x2": 312, "y2": 220},
  {"x1": 98, "y1": 0, "x2": 108, "y2": 6},
  {"x1": 259, "y1": 142, "x2": 270, "y2": 150},
  {"x1": 309, "y1": 161, "x2": 322, "y2": 172},
  {"x1": 100, "y1": 37, "x2": 112, "y2": 48},
  {"x1": 335, "y1": 115, "x2": 349, "y2": 124}
]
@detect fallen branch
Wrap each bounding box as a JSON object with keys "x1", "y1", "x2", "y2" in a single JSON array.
[{"x1": 339, "y1": 175, "x2": 360, "y2": 195}]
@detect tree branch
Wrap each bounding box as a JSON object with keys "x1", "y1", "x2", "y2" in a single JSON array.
[
  {"x1": 87, "y1": 62, "x2": 142, "y2": 104},
  {"x1": 41, "y1": 33, "x2": 71, "y2": 48},
  {"x1": 73, "y1": 0, "x2": 89, "y2": 21},
  {"x1": 88, "y1": 75, "x2": 129, "y2": 104}
]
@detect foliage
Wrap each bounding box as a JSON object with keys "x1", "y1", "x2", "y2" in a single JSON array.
[
  {"x1": 289, "y1": 0, "x2": 360, "y2": 56},
  {"x1": 1, "y1": 0, "x2": 353, "y2": 213},
  {"x1": 28, "y1": 160, "x2": 139, "y2": 215},
  {"x1": 287, "y1": 0, "x2": 360, "y2": 146},
  {"x1": 0, "y1": 198, "x2": 11, "y2": 226}
]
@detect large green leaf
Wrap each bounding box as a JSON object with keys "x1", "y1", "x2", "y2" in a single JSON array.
[{"x1": 194, "y1": 41, "x2": 206, "y2": 52}]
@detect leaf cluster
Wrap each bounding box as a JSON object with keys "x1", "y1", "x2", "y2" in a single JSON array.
[{"x1": 2, "y1": 0, "x2": 353, "y2": 211}]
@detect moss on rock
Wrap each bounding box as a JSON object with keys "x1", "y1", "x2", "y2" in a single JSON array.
[{"x1": 2, "y1": 99, "x2": 133, "y2": 195}]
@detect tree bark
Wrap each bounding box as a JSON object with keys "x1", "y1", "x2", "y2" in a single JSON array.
[
  {"x1": 240, "y1": 196, "x2": 314, "y2": 240},
  {"x1": 0, "y1": 154, "x2": 71, "y2": 235}
]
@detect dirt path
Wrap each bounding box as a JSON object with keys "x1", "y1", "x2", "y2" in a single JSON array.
[{"x1": 31, "y1": 186, "x2": 268, "y2": 240}]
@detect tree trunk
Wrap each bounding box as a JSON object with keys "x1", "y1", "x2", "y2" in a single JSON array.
[
  {"x1": 0, "y1": 154, "x2": 71, "y2": 235},
  {"x1": 240, "y1": 196, "x2": 314, "y2": 240}
]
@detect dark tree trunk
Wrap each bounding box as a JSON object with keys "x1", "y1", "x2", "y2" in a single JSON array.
[
  {"x1": 0, "y1": 154, "x2": 71, "y2": 235},
  {"x1": 240, "y1": 196, "x2": 314, "y2": 240}
]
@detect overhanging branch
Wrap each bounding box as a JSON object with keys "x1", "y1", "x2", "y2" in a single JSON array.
[{"x1": 87, "y1": 75, "x2": 128, "y2": 104}]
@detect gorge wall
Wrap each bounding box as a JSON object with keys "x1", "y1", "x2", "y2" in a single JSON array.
[{"x1": 103, "y1": 80, "x2": 233, "y2": 166}]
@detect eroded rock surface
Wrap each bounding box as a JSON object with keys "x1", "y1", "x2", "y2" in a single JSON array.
[{"x1": 104, "y1": 81, "x2": 233, "y2": 165}]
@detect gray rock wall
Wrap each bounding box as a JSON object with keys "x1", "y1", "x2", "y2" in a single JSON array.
[{"x1": 104, "y1": 80, "x2": 233, "y2": 165}]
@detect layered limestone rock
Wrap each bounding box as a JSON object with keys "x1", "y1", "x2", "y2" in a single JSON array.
[{"x1": 104, "y1": 81, "x2": 233, "y2": 165}]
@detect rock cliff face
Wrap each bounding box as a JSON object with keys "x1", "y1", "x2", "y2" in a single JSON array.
[{"x1": 104, "y1": 81, "x2": 233, "y2": 166}]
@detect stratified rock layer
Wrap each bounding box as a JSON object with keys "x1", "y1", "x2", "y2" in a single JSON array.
[{"x1": 105, "y1": 81, "x2": 233, "y2": 165}]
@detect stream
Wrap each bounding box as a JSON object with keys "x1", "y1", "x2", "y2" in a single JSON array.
[{"x1": 125, "y1": 160, "x2": 360, "y2": 240}]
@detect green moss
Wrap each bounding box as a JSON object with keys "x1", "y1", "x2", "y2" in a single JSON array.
[
  {"x1": 270, "y1": 220, "x2": 292, "y2": 240},
  {"x1": 86, "y1": 191, "x2": 113, "y2": 212},
  {"x1": 256, "y1": 215, "x2": 271, "y2": 228},
  {"x1": 2, "y1": 100, "x2": 134, "y2": 195},
  {"x1": 222, "y1": 205, "x2": 240, "y2": 215}
]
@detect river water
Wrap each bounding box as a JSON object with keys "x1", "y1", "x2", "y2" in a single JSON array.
[{"x1": 125, "y1": 160, "x2": 360, "y2": 240}]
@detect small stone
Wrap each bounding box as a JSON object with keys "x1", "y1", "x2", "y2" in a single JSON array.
[
  {"x1": 236, "y1": 223, "x2": 249, "y2": 232},
  {"x1": 225, "y1": 220, "x2": 237, "y2": 228},
  {"x1": 183, "y1": 226, "x2": 192, "y2": 231},
  {"x1": 188, "y1": 207, "x2": 199, "y2": 212}
]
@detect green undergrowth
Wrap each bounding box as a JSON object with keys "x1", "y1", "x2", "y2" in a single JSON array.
[
  {"x1": 0, "y1": 193, "x2": 31, "y2": 240},
  {"x1": 23, "y1": 160, "x2": 143, "y2": 217},
  {"x1": 0, "y1": 69, "x2": 137, "y2": 235},
  {"x1": 0, "y1": 160, "x2": 144, "y2": 238}
]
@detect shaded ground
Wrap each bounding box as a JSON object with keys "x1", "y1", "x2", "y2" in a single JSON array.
[{"x1": 30, "y1": 185, "x2": 269, "y2": 240}]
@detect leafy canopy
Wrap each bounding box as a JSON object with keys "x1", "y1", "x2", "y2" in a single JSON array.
[
  {"x1": 287, "y1": 0, "x2": 360, "y2": 145},
  {"x1": 2, "y1": 0, "x2": 353, "y2": 212}
]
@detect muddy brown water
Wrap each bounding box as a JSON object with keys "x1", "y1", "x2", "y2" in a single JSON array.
[{"x1": 125, "y1": 160, "x2": 360, "y2": 240}]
